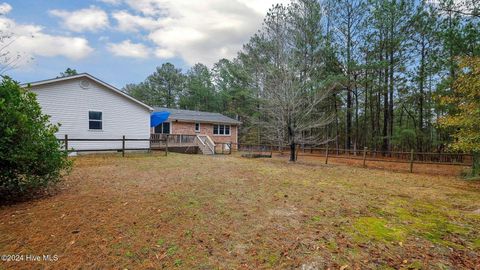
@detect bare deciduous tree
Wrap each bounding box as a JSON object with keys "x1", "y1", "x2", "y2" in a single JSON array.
[
  {"x1": 243, "y1": 1, "x2": 337, "y2": 161},
  {"x1": 0, "y1": 30, "x2": 22, "y2": 74}
]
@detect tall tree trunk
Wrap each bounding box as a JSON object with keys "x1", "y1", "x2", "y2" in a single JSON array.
[
  {"x1": 345, "y1": 13, "x2": 352, "y2": 150},
  {"x1": 334, "y1": 94, "x2": 340, "y2": 153},
  {"x1": 364, "y1": 63, "x2": 369, "y2": 148},
  {"x1": 346, "y1": 87, "x2": 352, "y2": 150},
  {"x1": 388, "y1": 13, "x2": 395, "y2": 151},
  {"x1": 288, "y1": 124, "x2": 296, "y2": 162},
  {"x1": 376, "y1": 71, "x2": 381, "y2": 151},
  {"x1": 388, "y1": 49, "x2": 394, "y2": 149},
  {"x1": 418, "y1": 37, "x2": 426, "y2": 151},
  {"x1": 382, "y1": 48, "x2": 389, "y2": 154},
  {"x1": 354, "y1": 78, "x2": 359, "y2": 150}
]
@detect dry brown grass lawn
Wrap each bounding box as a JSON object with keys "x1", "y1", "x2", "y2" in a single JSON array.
[{"x1": 1, "y1": 153, "x2": 479, "y2": 269}]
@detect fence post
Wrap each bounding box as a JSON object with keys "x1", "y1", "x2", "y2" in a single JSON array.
[
  {"x1": 165, "y1": 135, "x2": 169, "y2": 156},
  {"x1": 148, "y1": 134, "x2": 152, "y2": 153},
  {"x1": 363, "y1": 147, "x2": 367, "y2": 167},
  {"x1": 122, "y1": 135, "x2": 125, "y2": 157},
  {"x1": 325, "y1": 144, "x2": 329, "y2": 164},
  {"x1": 409, "y1": 149, "x2": 414, "y2": 173},
  {"x1": 64, "y1": 134, "x2": 68, "y2": 154}
]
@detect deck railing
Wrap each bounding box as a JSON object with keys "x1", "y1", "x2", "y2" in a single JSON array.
[{"x1": 150, "y1": 134, "x2": 196, "y2": 147}]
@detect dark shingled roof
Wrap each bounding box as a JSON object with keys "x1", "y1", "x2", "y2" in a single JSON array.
[{"x1": 153, "y1": 107, "x2": 241, "y2": 125}]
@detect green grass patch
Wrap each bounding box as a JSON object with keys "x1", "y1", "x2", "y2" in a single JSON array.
[
  {"x1": 473, "y1": 239, "x2": 480, "y2": 250},
  {"x1": 257, "y1": 249, "x2": 280, "y2": 267},
  {"x1": 124, "y1": 250, "x2": 135, "y2": 258},
  {"x1": 390, "y1": 201, "x2": 469, "y2": 248},
  {"x1": 174, "y1": 259, "x2": 183, "y2": 267},
  {"x1": 167, "y1": 244, "x2": 179, "y2": 256},
  {"x1": 352, "y1": 217, "x2": 406, "y2": 242}
]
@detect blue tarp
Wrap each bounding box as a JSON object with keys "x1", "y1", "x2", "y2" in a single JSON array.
[{"x1": 150, "y1": 111, "x2": 170, "y2": 127}]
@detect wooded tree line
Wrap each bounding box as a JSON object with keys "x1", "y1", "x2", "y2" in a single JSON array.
[{"x1": 124, "y1": 0, "x2": 479, "y2": 156}]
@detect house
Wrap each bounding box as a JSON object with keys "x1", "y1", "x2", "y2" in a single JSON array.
[
  {"x1": 24, "y1": 73, "x2": 153, "y2": 152},
  {"x1": 151, "y1": 107, "x2": 241, "y2": 153}
]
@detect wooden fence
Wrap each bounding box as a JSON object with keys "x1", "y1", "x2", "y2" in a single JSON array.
[
  {"x1": 59, "y1": 135, "x2": 168, "y2": 156},
  {"x1": 58, "y1": 134, "x2": 232, "y2": 156}
]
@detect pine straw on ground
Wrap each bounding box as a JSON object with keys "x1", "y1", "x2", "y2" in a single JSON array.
[{"x1": 1, "y1": 153, "x2": 479, "y2": 269}]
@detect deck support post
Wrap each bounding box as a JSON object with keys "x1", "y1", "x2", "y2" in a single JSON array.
[{"x1": 165, "y1": 135, "x2": 168, "y2": 156}]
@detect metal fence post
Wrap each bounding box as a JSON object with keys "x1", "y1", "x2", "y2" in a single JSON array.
[
  {"x1": 409, "y1": 149, "x2": 414, "y2": 173},
  {"x1": 363, "y1": 147, "x2": 367, "y2": 167},
  {"x1": 122, "y1": 135, "x2": 125, "y2": 157}
]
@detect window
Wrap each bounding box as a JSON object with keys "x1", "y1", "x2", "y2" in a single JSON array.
[
  {"x1": 154, "y1": 122, "x2": 170, "y2": 134},
  {"x1": 195, "y1": 123, "x2": 200, "y2": 132},
  {"x1": 213, "y1": 124, "x2": 230, "y2": 135},
  {"x1": 89, "y1": 111, "x2": 102, "y2": 130}
]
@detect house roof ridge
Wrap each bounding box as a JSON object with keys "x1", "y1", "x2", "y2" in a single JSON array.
[{"x1": 153, "y1": 107, "x2": 241, "y2": 125}]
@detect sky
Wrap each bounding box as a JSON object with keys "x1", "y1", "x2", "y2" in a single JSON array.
[{"x1": 1, "y1": 0, "x2": 289, "y2": 88}]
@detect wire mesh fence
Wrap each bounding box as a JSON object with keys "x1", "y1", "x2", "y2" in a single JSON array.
[{"x1": 234, "y1": 143, "x2": 473, "y2": 172}]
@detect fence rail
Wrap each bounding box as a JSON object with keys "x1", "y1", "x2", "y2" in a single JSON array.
[
  {"x1": 58, "y1": 134, "x2": 233, "y2": 156},
  {"x1": 59, "y1": 135, "x2": 167, "y2": 156},
  {"x1": 234, "y1": 143, "x2": 473, "y2": 172}
]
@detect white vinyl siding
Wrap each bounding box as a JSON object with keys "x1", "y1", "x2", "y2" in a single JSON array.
[{"x1": 31, "y1": 78, "x2": 151, "y2": 151}]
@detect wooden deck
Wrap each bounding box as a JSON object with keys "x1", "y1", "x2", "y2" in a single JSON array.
[
  {"x1": 150, "y1": 134, "x2": 197, "y2": 148},
  {"x1": 150, "y1": 134, "x2": 231, "y2": 155}
]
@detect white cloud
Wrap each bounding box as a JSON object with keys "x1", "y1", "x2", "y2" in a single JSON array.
[
  {"x1": 154, "y1": 48, "x2": 174, "y2": 58},
  {"x1": 107, "y1": 40, "x2": 151, "y2": 58},
  {"x1": 0, "y1": 2, "x2": 12, "y2": 15},
  {"x1": 97, "y1": 0, "x2": 121, "y2": 4},
  {"x1": 112, "y1": 10, "x2": 163, "y2": 32},
  {"x1": 49, "y1": 6, "x2": 109, "y2": 32},
  {"x1": 0, "y1": 13, "x2": 93, "y2": 68},
  {"x1": 111, "y1": 0, "x2": 290, "y2": 65}
]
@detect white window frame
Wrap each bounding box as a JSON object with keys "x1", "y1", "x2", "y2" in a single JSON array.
[
  {"x1": 88, "y1": 110, "x2": 103, "y2": 131},
  {"x1": 213, "y1": 124, "x2": 231, "y2": 136},
  {"x1": 195, "y1": 122, "x2": 201, "y2": 133}
]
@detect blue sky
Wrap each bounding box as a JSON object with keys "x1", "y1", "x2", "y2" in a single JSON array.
[{"x1": 2, "y1": 0, "x2": 288, "y2": 88}]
